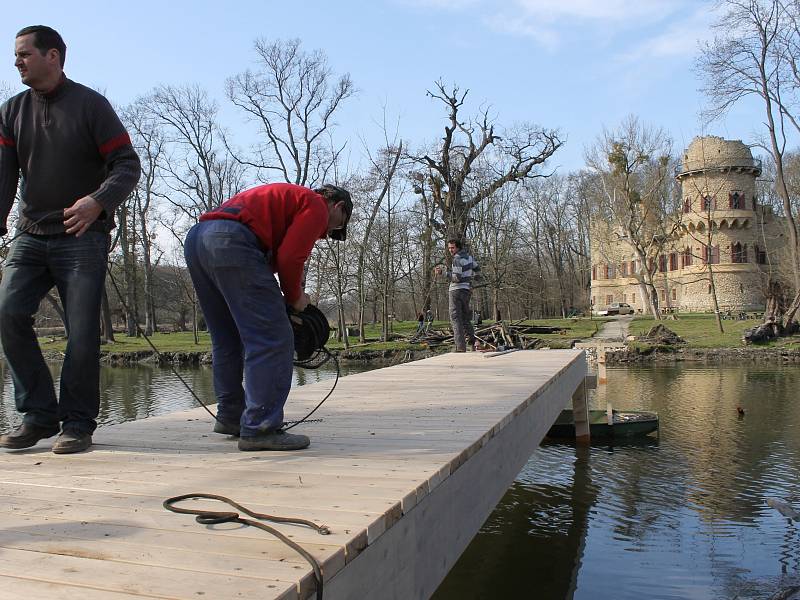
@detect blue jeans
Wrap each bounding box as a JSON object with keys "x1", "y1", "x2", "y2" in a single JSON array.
[
  {"x1": 184, "y1": 220, "x2": 294, "y2": 437},
  {"x1": 0, "y1": 232, "x2": 109, "y2": 434},
  {"x1": 449, "y1": 288, "x2": 475, "y2": 351}
]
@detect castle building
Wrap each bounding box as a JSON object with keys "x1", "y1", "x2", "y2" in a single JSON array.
[{"x1": 590, "y1": 136, "x2": 787, "y2": 313}]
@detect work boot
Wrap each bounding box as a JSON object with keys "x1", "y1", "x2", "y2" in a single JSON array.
[
  {"x1": 52, "y1": 430, "x2": 92, "y2": 454},
  {"x1": 238, "y1": 430, "x2": 310, "y2": 451},
  {"x1": 0, "y1": 423, "x2": 60, "y2": 449},
  {"x1": 213, "y1": 420, "x2": 240, "y2": 436}
]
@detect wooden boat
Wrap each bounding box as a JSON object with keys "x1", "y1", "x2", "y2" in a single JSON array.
[{"x1": 547, "y1": 409, "x2": 659, "y2": 439}]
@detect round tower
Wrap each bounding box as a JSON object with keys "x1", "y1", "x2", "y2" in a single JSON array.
[{"x1": 673, "y1": 136, "x2": 764, "y2": 311}]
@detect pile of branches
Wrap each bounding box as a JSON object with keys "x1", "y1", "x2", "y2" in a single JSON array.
[{"x1": 407, "y1": 320, "x2": 567, "y2": 350}]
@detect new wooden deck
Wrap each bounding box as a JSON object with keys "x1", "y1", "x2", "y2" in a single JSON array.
[{"x1": 0, "y1": 349, "x2": 588, "y2": 600}]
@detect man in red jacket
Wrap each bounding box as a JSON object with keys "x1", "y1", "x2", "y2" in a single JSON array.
[{"x1": 184, "y1": 183, "x2": 351, "y2": 451}]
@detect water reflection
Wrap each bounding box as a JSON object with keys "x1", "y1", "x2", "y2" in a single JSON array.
[
  {"x1": 435, "y1": 365, "x2": 800, "y2": 600},
  {"x1": 0, "y1": 360, "x2": 367, "y2": 431}
]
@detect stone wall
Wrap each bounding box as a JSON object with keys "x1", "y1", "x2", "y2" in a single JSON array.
[{"x1": 590, "y1": 135, "x2": 788, "y2": 312}]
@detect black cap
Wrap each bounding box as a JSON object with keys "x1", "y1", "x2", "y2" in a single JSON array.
[{"x1": 315, "y1": 184, "x2": 352, "y2": 242}]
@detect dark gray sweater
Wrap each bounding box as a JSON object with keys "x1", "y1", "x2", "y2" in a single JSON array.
[{"x1": 0, "y1": 76, "x2": 140, "y2": 236}]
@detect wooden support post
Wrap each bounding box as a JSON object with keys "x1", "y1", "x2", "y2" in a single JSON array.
[
  {"x1": 598, "y1": 349, "x2": 607, "y2": 385},
  {"x1": 572, "y1": 378, "x2": 590, "y2": 443}
]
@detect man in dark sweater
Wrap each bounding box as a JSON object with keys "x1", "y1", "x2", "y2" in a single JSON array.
[{"x1": 0, "y1": 26, "x2": 141, "y2": 454}]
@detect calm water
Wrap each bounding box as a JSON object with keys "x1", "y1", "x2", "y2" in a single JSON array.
[
  {"x1": 435, "y1": 365, "x2": 800, "y2": 600},
  {"x1": 1, "y1": 361, "x2": 798, "y2": 599},
  {"x1": 0, "y1": 360, "x2": 368, "y2": 432}
]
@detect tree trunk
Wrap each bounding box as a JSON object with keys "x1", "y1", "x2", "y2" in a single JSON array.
[{"x1": 100, "y1": 288, "x2": 115, "y2": 344}]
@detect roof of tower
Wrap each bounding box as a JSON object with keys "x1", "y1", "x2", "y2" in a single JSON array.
[{"x1": 681, "y1": 136, "x2": 756, "y2": 172}]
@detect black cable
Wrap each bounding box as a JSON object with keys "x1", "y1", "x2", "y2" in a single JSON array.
[
  {"x1": 163, "y1": 493, "x2": 328, "y2": 600},
  {"x1": 104, "y1": 262, "x2": 338, "y2": 429},
  {"x1": 105, "y1": 265, "x2": 224, "y2": 424},
  {"x1": 0, "y1": 210, "x2": 66, "y2": 256},
  {"x1": 284, "y1": 349, "x2": 339, "y2": 430}
]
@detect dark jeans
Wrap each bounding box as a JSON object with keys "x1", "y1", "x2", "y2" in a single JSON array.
[
  {"x1": 449, "y1": 287, "x2": 475, "y2": 351},
  {"x1": 184, "y1": 220, "x2": 294, "y2": 437},
  {"x1": 0, "y1": 232, "x2": 108, "y2": 434}
]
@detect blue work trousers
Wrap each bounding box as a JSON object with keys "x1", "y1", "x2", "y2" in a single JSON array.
[
  {"x1": 184, "y1": 220, "x2": 294, "y2": 436},
  {"x1": 0, "y1": 232, "x2": 109, "y2": 434},
  {"x1": 449, "y1": 287, "x2": 475, "y2": 351}
]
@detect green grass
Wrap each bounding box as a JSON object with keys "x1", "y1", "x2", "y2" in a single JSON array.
[
  {"x1": 38, "y1": 317, "x2": 604, "y2": 355},
  {"x1": 40, "y1": 331, "x2": 213, "y2": 354},
  {"x1": 628, "y1": 313, "x2": 788, "y2": 348}
]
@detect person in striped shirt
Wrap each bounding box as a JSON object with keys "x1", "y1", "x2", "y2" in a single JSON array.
[{"x1": 436, "y1": 239, "x2": 480, "y2": 352}]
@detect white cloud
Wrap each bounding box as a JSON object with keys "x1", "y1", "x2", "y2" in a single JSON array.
[
  {"x1": 621, "y1": 5, "x2": 717, "y2": 60},
  {"x1": 513, "y1": 0, "x2": 681, "y2": 23},
  {"x1": 396, "y1": 0, "x2": 482, "y2": 9},
  {"x1": 487, "y1": 0, "x2": 709, "y2": 52}
]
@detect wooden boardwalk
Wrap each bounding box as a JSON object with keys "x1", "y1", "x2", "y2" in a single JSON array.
[{"x1": 0, "y1": 349, "x2": 587, "y2": 600}]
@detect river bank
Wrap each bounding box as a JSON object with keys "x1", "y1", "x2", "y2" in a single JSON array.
[
  {"x1": 38, "y1": 341, "x2": 800, "y2": 368},
  {"x1": 39, "y1": 346, "x2": 447, "y2": 367},
  {"x1": 603, "y1": 345, "x2": 800, "y2": 364},
  {"x1": 33, "y1": 314, "x2": 800, "y2": 366}
]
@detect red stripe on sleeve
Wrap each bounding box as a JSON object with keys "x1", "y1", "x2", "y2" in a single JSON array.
[
  {"x1": 0, "y1": 136, "x2": 15, "y2": 147},
  {"x1": 99, "y1": 133, "x2": 131, "y2": 156}
]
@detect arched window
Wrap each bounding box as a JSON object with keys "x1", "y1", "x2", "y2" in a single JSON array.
[
  {"x1": 702, "y1": 195, "x2": 714, "y2": 211},
  {"x1": 729, "y1": 191, "x2": 744, "y2": 209},
  {"x1": 703, "y1": 245, "x2": 720, "y2": 264},
  {"x1": 731, "y1": 242, "x2": 747, "y2": 263},
  {"x1": 682, "y1": 247, "x2": 693, "y2": 267}
]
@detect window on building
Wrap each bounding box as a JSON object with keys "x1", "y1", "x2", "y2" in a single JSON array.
[
  {"x1": 729, "y1": 191, "x2": 744, "y2": 209},
  {"x1": 671, "y1": 288, "x2": 677, "y2": 300},
  {"x1": 660, "y1": 289, "x2": 666, "y2": 302},
  {"x1": 702, "y1": 195, "x2": 714, "y2": 211},
  {"x1": 683, "y1": 197, "x2": 691, "y2": 213},
  {"x1": 731, "y1": 242, "x2": 747, "y2": 264},
  {"x1": 703, "y1": 245, "x2": 720, "y2": 265},
  {"x1": 658, "y1": 255, "x2": 667, "y2": 273},
  {"x1": 592, "y1": 265, "x2": 597, "y2": 280},
  {"x1": 603, "y1": 264, "x2": 609, "y2": 279},
  {"x1": 708, "y1": 284, "x2": 712, "y2": 294},
  {"x1": 669, "y1": 252, "x2": 678, "y2": 271},
  {"x1": 608, "y1": 263, "x2": 616, "y2": 278},
  {"x1": 629, "y1": 260, "x2": 636, "y2": 274},
  {"x1": 755, "y1": 245, "x2": 767, "y2": 264},
  {"x1": 620, "y1": 262, "x2": 628, "y2": 277},
  {"x1": 682, "y1": 247, "x2": 693, "y2": 267},
  {"x1": 606, "y1": 295, "x2": 613, "y2": 305}
]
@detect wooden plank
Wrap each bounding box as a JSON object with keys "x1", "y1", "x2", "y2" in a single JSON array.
[
  {"x1": 0, "y1": 349, "x2": 586, "y2": 600},
  {"x1": 0, "y1": 547, "x2": 300, "y2": 600},
  {"x1": 323, "y1": 351, "x2": 586, "y2": 599},
  {"x1": 0, "y1": 576, "x2": 156, "y2": 600}
]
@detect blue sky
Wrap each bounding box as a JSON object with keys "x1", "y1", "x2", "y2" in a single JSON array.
[{"x1": 1, "y1": 0, "x2": 773, "y2": 172}]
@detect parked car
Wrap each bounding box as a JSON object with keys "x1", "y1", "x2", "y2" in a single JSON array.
[{"x1": 594, "y1": 302, "x2": 634, "y2": 316}]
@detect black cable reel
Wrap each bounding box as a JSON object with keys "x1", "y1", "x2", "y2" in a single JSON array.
[{"x1": 287, "y1": 304, "x2": 331, "y2": 366}]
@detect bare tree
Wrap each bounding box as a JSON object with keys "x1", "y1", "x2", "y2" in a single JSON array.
[
  {"x1": 121, "y1": 98, "x2": 167, "y2": 335},
  {"x1": 355, "y1": 132, "x2": 403, "y2": 342},
  {"x1": 148, "y1": 84, "x2": 246, "y2": 236},
  {"x1": 226, "y1": 38, "x2": 355, "y2": 186},
  {"x1": 586, "y1": 116, "x2": 677, "y2": 319},
  {"x1": 411, "y1": 81, "x2": 562, "y2": 241},
  {"x1": 698, "y1": 0, "x2": 800, "y2": 328}
]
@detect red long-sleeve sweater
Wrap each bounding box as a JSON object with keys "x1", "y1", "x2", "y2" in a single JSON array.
[{"x1": 200, "y1": 183, "x2": 328, "y2": 303}]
